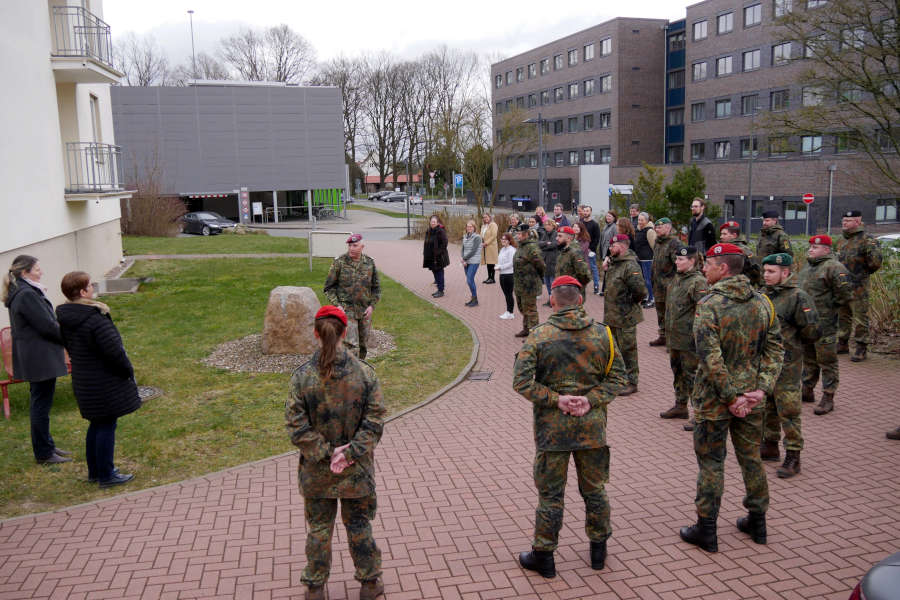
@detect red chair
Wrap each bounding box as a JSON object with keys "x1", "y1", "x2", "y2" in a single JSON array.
[{"x1": 0, "y1": 327, "x2": 71, "y2": 419}]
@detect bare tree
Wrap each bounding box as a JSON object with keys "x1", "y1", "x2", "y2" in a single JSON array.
[
  {"x1": 220, "y1": 25, "x2": 316, "y2": 83},
  {"x1": 311, "y1": 56, "x2": 366, "y2": 164},
  {"x1": 114, "y1": 32, "x2": 169, "y2": 86},
  {"x1": 361, "y1": 54, "x2": 404, "y2": 187},
  {"x1": 491, "y1": 107, "x2": 538, "y2": 206},
  {"x1": 220, "y1": 28, "x2": 267, "y2": 80},
  {"x1": 170, "y1": 52, "x2": 231, "y2": 85}
]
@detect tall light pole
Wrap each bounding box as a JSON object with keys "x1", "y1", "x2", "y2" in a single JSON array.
[
  {"x1": 187, "y1": 10, "x2": 197, "y2": 79},
  {"x1": 523, "y1": 113, "x2": 545, "y2": 210},
  {"x1": 746, "y1": 103, "x2": 757, "y2": 235}
]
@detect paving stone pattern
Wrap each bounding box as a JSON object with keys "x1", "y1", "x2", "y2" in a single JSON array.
[{"x1": 1, "y1": 240, "x2": 898, "y2": 600}]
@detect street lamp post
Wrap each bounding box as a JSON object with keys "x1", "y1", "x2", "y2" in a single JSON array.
[
  {"x1": 524, "y1": 113, "x2": 546, "y2": 211},
  {"x1": 187, "y1": 10, "x2": 197, "y2": 79}
]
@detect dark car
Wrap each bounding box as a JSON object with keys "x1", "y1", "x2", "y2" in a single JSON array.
[
  {"x1": 382, "y1": 192, "x2": 408, "y2": 203},
  {"x1": 849, "y1": 550, "x2": 900, "y2": 600},
  {"x1": 368, "y1": 191, "x2": 390, "y2": 201},
  {"x1": 182, "y1": 212, "x2": 236, "y2": 236}
]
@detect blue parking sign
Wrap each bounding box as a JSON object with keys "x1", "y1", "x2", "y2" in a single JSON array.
[{"x1": 454, "y1": 174, "x2": 463, "y2": 188}]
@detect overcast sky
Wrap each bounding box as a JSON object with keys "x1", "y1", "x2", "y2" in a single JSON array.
[{"x1": 104, "y1": 0, "x2": 686, "y2": 70}]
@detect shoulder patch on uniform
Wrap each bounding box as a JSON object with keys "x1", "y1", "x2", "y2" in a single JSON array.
[
  {"x1": 802, "y1": 307, "x2": 811, "y2": 312},
  {"x1": 783, "y1": 241, "x2": 790, "y2": 248}
]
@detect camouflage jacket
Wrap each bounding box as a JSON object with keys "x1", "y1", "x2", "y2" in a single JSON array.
[
  {"x1": 734, "y1": 238, "x2": 762, "y2": 287},
  {"x1": 514, "y1": 238, "x2": 545, "y2": 296},
  {"x1": 757, "y1": 224, "x2": 793, "y2": 259},
  {"x1": 323, "y1": 253, "x2": 381, "y2": 319},
  {"x1": 692, "y1": 275, "x2": 784, "y2": 421},
  {"x1": 513, "y1": 306, "x2": 628, "y2": 450},
  {"x1": 764, "y1": 274, "x2": 820, "y2": 366},
  {"x1": 285, "y1": 348, "x2": 387, "y2": 498},
  {"x1": 651, "y1": 234, "x2": 682, "y2": 300},
  {"x1": 798, "y1": 254, "x2": 853, "y2": 337},
  {"x1": 835, "y1": 227, "x2": 883, "y2": 288},
  {"x1": 603, "y1": 250, "x2": 646, "y2": 328},
  {"x1": 555, "y1": 243, "x2": 591, "y2": 290},
  {"x1": 664, "y1": 267, "x2": 709, "y2": 352}
]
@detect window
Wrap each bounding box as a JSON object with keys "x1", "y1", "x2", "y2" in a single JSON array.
[
  {"x1": 528, "y1": 63, "x2": 537, "y2": 78},
  {"x1": 554, "y1": 54, "x2": 564, "y2": 70},
  {"x1": 496, "y1": 129, "x2": 502, "y2": 143},
  {"x1": 554, "y1": 120, "x2": 564, "y2": 134},
  {"x1": 505, "y1": 99, "x2": 513, "y2": 111},
  {"x1": 802, "y1": 134, "x2": 823, "y2": 154},
  {"x1": 669, "y1": 32, "x2": 686, "y2": 51},
  {"x1": 667, "y1": 146, "x2": 684, "y2": 163},
  {"x1": 692, "y1": 102, "x2": 706, "y2": 122},
  {"x1": 599, "y1": 74, "x2": 612, "y2": 92},
  {"x1": 718, "y1": 12, "x2": 734, "y2": 34},
  {"x1": 600, "y1": 38, "x2": 612, "y2": 56},
  {"x1": 740, "y1": 137, "x2": 759, "y2": 158},
  {"x1": 839, "y1": 84, "x2": 864, "y2": 103},
  {"x1": 584, "y1": 43, "x2": 595, "y2": 61},
  {"x1": 693, "y1": 61, "x2": 707, "y2": 81},
  {"x1": 584, "y1": 79, "x2": 595, "y2": 96},
  {"x1": 528, "y1": 93, "x2": 537, "y2": 108},
  {"x1": 495, "y1": 102, "x2": 503, "y2": 114},
  {"x1": 668, "y1": 70, "x2": 685, "y2": 89},
  {"x1": 584, "y1": 149, "x2": 595, "y2": 164},
  {"x1": 835, "y1": 132, "x2": 859, "y2": 153},
  {"x1": 842, "y1": 28, "x2": 866, "y2": 51},
  {"x1": 802, "y1": 86, "x2": 825, "y2": 106},
  {"x1": 724, "y1": 198, "x2": 736, "y2": 220},
  {"x1": 691, "y1": 142, "x2": 705, "y2": 160},
  {"x1": 774, "y1": 0, "x2": 793, "y2": 16},
  {"x1": 772, "y1": 42, "x2": 792, "y2": 65},
  {"x1": 568, "y1": 117, "x2": 578, "y2": 133},
  {"x1": 541, "y1": 90, "x2": 550, "y2": 105},
  {"x1": 715, "y1": 98, "x2": 732, "y2": 118},
  {"x1": 506, "y1": 156, "x2": 514, "y2": 168},
  {"x1": 744, "y1": 4, "x2": 761, "y2": 27},
  {"x1": 584, "y1": 114, "x2": 594, "y2": 131},
  {"x1": 668, "y1": 108, "x2": 684, "y2": 126},
  {"x1": 743, "y1": 49, "x2": 760, "y2": 71},
  {"x1": 875, "y1": 198, "x2": 898, "y2": 222},
  {"x1": 568, "y1": 49, "x2": 578, "y2": 66},
  {"x1": 540, "y1": 58, "x2": 550, "y2": 74},
  {"x1": 495, "y1": 74, "x2": 502, "y2": 88},
  {"x1": 506, "y1": 71, "x2": 513, "y2": 84},
  {"x1": 693, "y1": 20, "x2": 708, "y2": 40},
  {"x1": 569, "y1": 150, "x2": 579, "y2": 165},
  {"x1": 784, "y1": 200, "x2": 807, "y2": 220},
  {"x1": 742, "y1": 94, "x2": 758, "y2": 115},
  {"x1": 598, "y1": 148, "x2": 611, "y2": 163},
  {"x1": 542, "y1": 121, "x2": 550, "y2": 135},
  {"x1": 568, "y1": 82, "x2": 579, "y2": 99},
  {"x1": 770, "y1": 89, "x2": 790, "y2": 111},
  {"x1": 804, "y1": 33, "x2": 826, "y2": 58},
  {"x1": 807, "y1": 0, "x2": 827, "y2": 8},
  {"x1": 554, "y1": 152, "x2": 564, "y2": 166},
  {"x1": 715, "y1": 141, "x2": 732, "y2": 159},
  {"x1": 516, "y1": 67, "x2": 524, "y2": 82},
  {"x1": 529, "y1": 154, "x2": 538, "y2": 168},
  {"x1": 554, "y1": 87, "x2": 565, "y2": 102},
  {"x1": 716, "y1": 56, "x2": 733, "y2": 76},
  {"x1": 768, "y1": 135, "x2": 792, "y2": 156},
  {"x1": 516, "y1": 155, "x2": 527, "y2": 168},
  {"x1": 516, "y1": 97, "x2": 525, "y2": 109},
  {"x1": 598, "y1": 112, "x2": 611, "y2": 128}
]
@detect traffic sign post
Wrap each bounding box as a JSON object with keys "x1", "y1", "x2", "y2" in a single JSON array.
[{"x1": 803, "y1": 193, "x2": 814, "y2": 235}]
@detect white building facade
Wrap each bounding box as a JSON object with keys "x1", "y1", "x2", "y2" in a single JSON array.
[{"x1": 0, "y1": 0, "x2": 130, "y2": 328}]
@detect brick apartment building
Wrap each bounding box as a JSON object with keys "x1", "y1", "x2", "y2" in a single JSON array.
[{"x1": 491, "y1": 0, "x2": 899, "y2": 233}]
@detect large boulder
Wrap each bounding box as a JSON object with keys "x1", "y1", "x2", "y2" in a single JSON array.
[{"x1": 262, "y1": 286, "x2": 320, "y2": 355}]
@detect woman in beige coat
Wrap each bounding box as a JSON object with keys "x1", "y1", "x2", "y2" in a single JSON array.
[{"x1": 480, "y1": 213, "x2": 499, "y2": 284}]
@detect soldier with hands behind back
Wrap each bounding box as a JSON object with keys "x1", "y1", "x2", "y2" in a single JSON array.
[
  {"x1": 603, "y1": 234, "x2": 647, "y2": 396},
  {"x1": 323, "y1": 234, "x2": 381, "y2": 360}
]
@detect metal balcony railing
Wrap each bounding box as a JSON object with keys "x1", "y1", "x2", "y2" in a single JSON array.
[
  {"x1": 64, "y1": 143, "x2": 124, "y2": 194},
  {"x1": 50, "y1": 5, "x2": 114, "y2": 69}
]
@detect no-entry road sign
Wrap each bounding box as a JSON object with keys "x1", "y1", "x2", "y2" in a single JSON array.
[{"x1": 803, "y1": 193, "x2": 815, "y2": 204}]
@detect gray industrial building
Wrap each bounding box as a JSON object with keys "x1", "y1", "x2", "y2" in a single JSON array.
[{"x1": 111, "y1": 81, "x2": 346, "y2": 222}]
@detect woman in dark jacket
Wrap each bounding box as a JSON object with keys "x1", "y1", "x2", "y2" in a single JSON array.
[
  {"x1": 423, "y1": 215, "x2": 450, "y2": 298},
  {"x1": 2, "y1": 255, "x2": 71, "y2": 464},
  {"x1": 56, "y1": 271, "x2": 140, "y2": 487}
]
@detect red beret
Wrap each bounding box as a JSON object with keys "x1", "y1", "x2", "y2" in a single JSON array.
[
  {"x1": 612, "y1": 234, "x2": 630, "y2": 243},
  {"x1": 558, "y1": 226, "x2": 576, "y2": 235},
  {"x1": 346, "y1": 233, "x2": 362, "y2": 243},
  {"x1": 706, "y1": 243, "x2": 744, "y2": 257},
  {"x1": 551, "y1": 275, "x2": 583, "y2": 289},
  {"x1": 315, "y1": 305, "x2": 348, "y2": 326},
  {"x1": 719, "y1": 221, "x2": 740, "y2": 231},
  {"x1": 809, "y1": 234, "x2": 832, "y2": 246}
]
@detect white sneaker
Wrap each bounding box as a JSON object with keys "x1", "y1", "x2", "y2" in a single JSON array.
[{"x1": 502, "y1": 311, "x2": 515, "y2": 319}]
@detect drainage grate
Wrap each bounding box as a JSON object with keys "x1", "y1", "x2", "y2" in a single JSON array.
[
  {"x1": 468, "y1": 371, "x2": 493, "y2": 381},
  {"x1": 138, "y1": 386, "x2": 163, "y2": 403}
]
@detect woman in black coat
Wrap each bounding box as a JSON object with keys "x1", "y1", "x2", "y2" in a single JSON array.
[
  {"x1": 56, "y1": 271, "x2": 141, "y2": 488},
  {"x1": 2, "y1": 255, "x2": 71, "y2": 464},
  {"x1": 423, "y1": 215, "x2": 450, "y2": 298}
]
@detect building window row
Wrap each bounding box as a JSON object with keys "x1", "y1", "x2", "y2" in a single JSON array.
[
  {"x1": 500, "y1": 147, "x2": 612, "y2": 169},
  {"x1": 691, "y1": 42, "x2": 797, "y2": 83},
  {"x1": 493, "y1": 38, "x2": 613, "y2": 89},
  {"x1": 692, "y1": 3, "x2": 768, "y2": 42},
  {"x1": 495, "y1": 76, "x2": 613, "y2": 113},
  {"x1": 690, "y1": 88, "x2": 798, "y2": 122},
  {"x1": 688, "y1": 131, "x2": 881, "y2": 162}
]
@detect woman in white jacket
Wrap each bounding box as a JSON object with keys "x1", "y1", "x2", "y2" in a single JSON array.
[{"x1": 496, "y1": 233, "x2": 517, "y2": 319}]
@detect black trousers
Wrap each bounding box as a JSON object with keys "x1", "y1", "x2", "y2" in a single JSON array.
[
  {"x1": 86, "y1": 417, "x2": 118, "y2": 481},
  {"x1": 486, "y1": 264, "x2": 495, "y2": 280},
  {"x1": 432, "y1": 268, "x2": 445, "y2": 292},
  {"x1": 29, "y1": 378, "x2": 57, "y2": 460},
  {"x1": 499, "y1": 274, "x2": 515, "y2": 313}
]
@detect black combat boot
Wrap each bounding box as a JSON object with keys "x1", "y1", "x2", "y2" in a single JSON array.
[
  {"x1": 836, "y1": 339, "x2": 849, "y2": 354},
  {"x1": 660, "y1": 404, "x2": 689, "y2": 419},
  {"x1": 680, "y1": 517, "x2": 717, "y2": 552},
  {"x1": 814, "y1": 392, "x2": 834, "y2": 415},
  {"x1": 736, "y1": 512, "x2": 767, "y2": 544},
  {"x1": 760, "y1": 439, "x2": 780, "y2": 462},
  {"x1": 358, "y1": 578, "x2": 384, "y2": 600},
  {"x1": 306, "y1": 585, "x2": 326, "y2": 600},
  {"x1": 777, "y1": 450, "x2": 801, "y2": 478},
  {"x1": 590, "y1": 540, "x2": 607, "y2": 570},
  {"x1": 851, "y1": 343, "x2": 867, "y2": 362},
  {"x1": 683, "y1": 419, "x2": 695, "y2": 432},
  {"x1": 801, "y1": 386, "x2": 815, "y2": 403},
  {"x1": 518, "y1": 549, "x2": 556, "y2": 578},
  {"x1": 648, "y1": 335, "x2": 667, "y2": 347}
]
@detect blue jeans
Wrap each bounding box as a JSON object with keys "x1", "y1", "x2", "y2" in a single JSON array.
[
  {"x1": 588, "y1": 253, "x2": 600, "y2": 290},
  {"x1": 86, "y1": 417, "x2": 118, "y2": 481},
  {"x1": 433, "y1": 268, "x2": 445, "y2": 292},
  {"x1": 544, "y1": 274, "x2": 554, "y2": 296},
  {"x1": 465, "y1": 263, "x2": 479, "y2": 298},
  {"x1": 639, "y1": 260, "x2": 654, "y2": 302},
  {"x1": 29, "y1": 379, "x2": 57, "y2": 460}
]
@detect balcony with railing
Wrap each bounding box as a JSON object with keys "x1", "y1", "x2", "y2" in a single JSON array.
[
  {"x1": 49, "y1": 6, "x2": 122, "y2": 83},
  {"x1": 64, "y1": 142, "x2": 126, "y2": 197}
]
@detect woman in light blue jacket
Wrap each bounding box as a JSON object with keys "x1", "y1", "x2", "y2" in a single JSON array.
[{"x1": 460, "y1": 220, "x2": 482, "y2": 307}]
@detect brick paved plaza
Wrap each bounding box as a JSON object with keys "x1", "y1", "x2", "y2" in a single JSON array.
[{"x1": 1, "y1": 239, "x2": 898, "y2": 600}]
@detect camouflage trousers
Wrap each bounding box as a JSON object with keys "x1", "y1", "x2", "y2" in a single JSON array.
[
  {"x1": 533, "y1": 447, "x2": 611, "y2": 551},
  {"x1": 655, "y1": 300, "x2": 666, "y2": 336},
  {"x1": 838, "y1": 284, "x2": 870, "y2": 346},
  {"x1": 344, "y1": 316, "x2": 372, "y2": 360},
  {"x1": 516, "y1": 292, "x2": 539, "y2": 331},
  {"x1": 669, "y1": 349, "x2": 699, "y2": 407},
  {"x1": 301, "y1": 495, "x2": 382, "y2": 586},
  {"x1": 764, "y1": 360, "x2": 804, "y2": 451},
  {"x1": 610, "y1": 326, "x2": 638, "y2": 386},
  {"x1": 693, "y1": 414, "x2": 769, "y2": 520},
  {"x1": 802, "y1": 334, "x2": 839, "y2": 395}
]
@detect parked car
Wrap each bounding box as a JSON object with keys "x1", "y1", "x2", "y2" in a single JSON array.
[
  {"x1": 382, "y1": 192, "x2": 408, "y2": 203},
  {"x1": 408, "y1": 195, "x2": 423, "y2": 205},
  {"x1": 368, "y1": 191, "x2": 390, "y2": 201},
  {"x1": 849, "y1": 550, "x2": 900, "y2": 600},
  {"x1": 877, "y1": 233, "x2": 900, "y2": 253},
  {"x1": 182, "y1": 212, "x2": 236, "y2": 236}
]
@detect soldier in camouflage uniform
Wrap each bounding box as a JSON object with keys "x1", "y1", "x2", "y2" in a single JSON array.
[
  {"x1": 603, "y1": 234, "x2": 646, "y2": 396},
  {"x1": 514, "y1": 224, "x2": 545, "y2": 337},
  {"x1": 760, "y1": 253, "x2": 820, "y2": 479},
  {"x1": 660, "y1": 246, "x2": 708, "y2": 421},
  {"x1": 323, "y1": 234, "x2": 381, "y2": 360},
  {"x1": 834, "y1": 210, "x2": 883, "y2": 362},
  {"x1": 649, "y1": 218, "x2": 682, "y2": 347},
  {"x1": 719, "y1": 221, "x2": 761, "y2": 286},
  {"x1": 679, "y1": 243, "x2": 783, "y2": 553},
  {"x1": 757, "y1": 210, "x2": 793, "y2": 260},
  {"x1": 798, "y1": 235, "x2": 853, "y2": 416},
  {"x1": 285, "y1": 306, "x2": 387, "y2": 600},
  {"x1": 554, "y1": 226, "x2": 591, "y2": 298},
  {"x1": 513, "y1": 276, "x2": 628, "y2": 578}
]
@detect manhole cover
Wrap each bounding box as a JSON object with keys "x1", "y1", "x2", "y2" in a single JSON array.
[
  {"x1": 138, "y1": 386, "x2": 163, "y2": 403},
  {"x1": 468, "y1": 371, "x2": 493, "y2": 381}
]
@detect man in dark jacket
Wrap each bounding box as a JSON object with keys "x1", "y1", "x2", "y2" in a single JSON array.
[
  {"x1": 579, "y1": 205, "x2": 602, "y2": 294},
  {"x1": 688, "y1": 198, "x2": 716, "y2": 255}
]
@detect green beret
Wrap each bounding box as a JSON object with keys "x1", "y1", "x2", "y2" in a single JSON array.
[
  {"x1": 656, "y1": 217, "x2": 672, "y2": 225},
  {"x1": 762, "y1": 253, "x2": 793, "y2": 266}
]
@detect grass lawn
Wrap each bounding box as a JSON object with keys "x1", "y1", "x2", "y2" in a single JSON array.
[
  {"x1": 123, "y1": 234, "x2": 309, "y2": 256},
  {"x1": 349, "y1": 204, "x2": 426, "y2": 219},
  {"x1": 0, "y1": 257, "x2": 470, "y2": 519}
]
